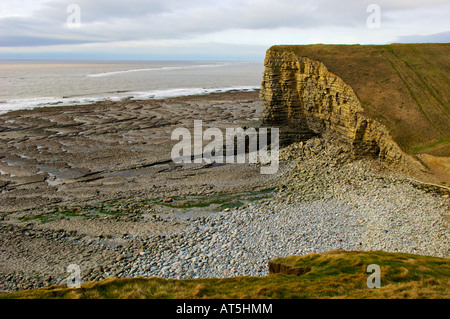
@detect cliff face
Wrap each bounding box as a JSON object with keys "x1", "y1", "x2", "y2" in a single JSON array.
[{"x1": 260, "y1": 48, "x2": 423, "y2": 171}]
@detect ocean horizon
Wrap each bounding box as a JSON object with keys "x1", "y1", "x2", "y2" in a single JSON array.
[{"x1": 0, "y1": 60, "x2": 264, "y2": 114}]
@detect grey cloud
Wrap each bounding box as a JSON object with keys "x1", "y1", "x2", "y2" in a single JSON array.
[
  {"x1": 394, "y1": 30, "x2": 450, "y2": 43},
  {"x1": 1, "y1": 0, "x2": 449, "y2": 48},
  {"x1": 0, "y1": 35, "x2": 98, "y2": 47},
  {"x1": 373, "y1": 0, "x2": 449, "y2": 10},
  {"x1": 37, "y1": 0, "x2": 215, "y2": 23}
]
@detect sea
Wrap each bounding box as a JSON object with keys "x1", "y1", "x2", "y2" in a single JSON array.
[{"x1": 0, "y1": 60, "x2": 264, "y2": 114}]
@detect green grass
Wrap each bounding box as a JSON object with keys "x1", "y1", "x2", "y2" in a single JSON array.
[
  {"x1": 2, "y1": 250, "x2": 448, "y2": 299},
  {"x1": 407, "y1": 136, "x2": 450, "y2": 154}
]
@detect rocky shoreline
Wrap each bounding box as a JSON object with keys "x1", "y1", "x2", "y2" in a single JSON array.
[
  {"x1": 0, "y1": 91, "x2": 449, "y2": 293},
  {"x1": 98, "y1": 138, "x2": 450, "y2": 281}
]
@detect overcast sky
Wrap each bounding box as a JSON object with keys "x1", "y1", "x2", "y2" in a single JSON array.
[{"x1": 0, "y1": 0, "x2": 449, "y2": 60}]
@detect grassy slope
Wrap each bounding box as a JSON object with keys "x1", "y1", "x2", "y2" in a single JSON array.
[
  {"x1": 270, "y1": 44, "x2": 450, "y2": 156},
  {"x1": 2, "y1": 250, "x2": 449, "y2": 299}
]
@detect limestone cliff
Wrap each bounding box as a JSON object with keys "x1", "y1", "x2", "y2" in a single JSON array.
[{"x1": 260, "y1": 47, "x2": 424, "y2": 172}]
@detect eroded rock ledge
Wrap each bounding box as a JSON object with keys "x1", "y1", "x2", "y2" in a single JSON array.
[{"x1": 260, "y1": 48, "x2": 424, "y2": 173}]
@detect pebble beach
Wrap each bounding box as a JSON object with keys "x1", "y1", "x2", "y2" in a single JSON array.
[{"x1": 118, "y1": 140, "x2": 450, "y2": 280}]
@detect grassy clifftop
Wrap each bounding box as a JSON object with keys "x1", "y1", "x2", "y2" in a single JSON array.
[
  {"x1": 269, "y1": 43, "x2": 450, "y2": 157},
  {"x1": 2, "y1": 250, "x2": 449, "y2": 299}
]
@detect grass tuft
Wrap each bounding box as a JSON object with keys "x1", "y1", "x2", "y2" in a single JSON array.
[{"x1": 2, "y1": 250, "x2": 448, "y2": 299}]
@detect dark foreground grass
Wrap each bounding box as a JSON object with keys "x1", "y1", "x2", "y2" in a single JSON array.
[{"x1": 2, "y1": 250, "x2": 449, "y2": 299}]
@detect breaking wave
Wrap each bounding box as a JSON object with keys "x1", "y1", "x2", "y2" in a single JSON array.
[
  {"x1": 86, "y1": 63, "x2": 231, "y2": 78},
  {"x1": 0, "y1": 86, "x2": 259, "y2": 115}
]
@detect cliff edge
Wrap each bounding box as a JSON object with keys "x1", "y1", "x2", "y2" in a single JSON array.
[{"x1": 260, "y1": 44, "x2": 450, "y2": 185}]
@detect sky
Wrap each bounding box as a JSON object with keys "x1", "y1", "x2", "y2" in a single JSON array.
[{"x1": 0, "y1": 0, "x2": 449, "y2": 60}]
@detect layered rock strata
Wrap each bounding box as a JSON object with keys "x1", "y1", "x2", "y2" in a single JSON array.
[{"x1": 260, "y1": 48, "x2": 424, "y2": 171}]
